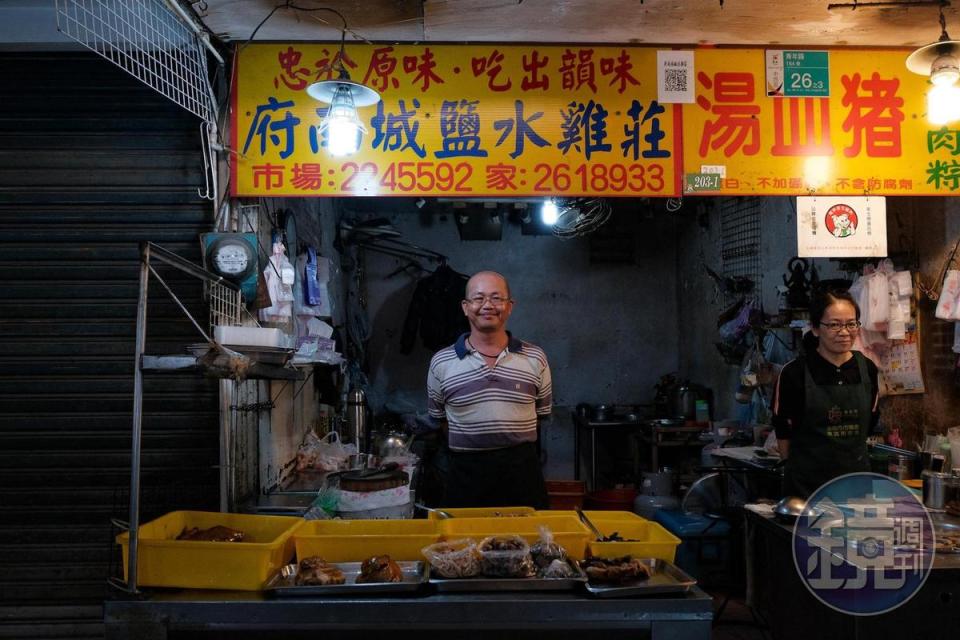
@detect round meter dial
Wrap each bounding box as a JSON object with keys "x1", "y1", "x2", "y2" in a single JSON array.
[{"x1": 208, "y1": 236, "x2": 255, "y2": 280}]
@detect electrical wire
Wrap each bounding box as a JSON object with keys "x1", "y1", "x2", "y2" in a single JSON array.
[{"x1": 238, "y1": 2, "x2": 359, "y2": 52}]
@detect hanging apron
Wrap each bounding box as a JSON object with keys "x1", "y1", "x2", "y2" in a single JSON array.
[
  {"x1": 444, "y1": 442, "x2": 549, "y2": 510},
  {"x1": 783, "y1": 352, "x2": 873, "y2": 498}
]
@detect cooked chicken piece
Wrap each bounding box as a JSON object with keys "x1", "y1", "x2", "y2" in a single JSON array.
[
  {"x1": 355, "y1": 555, "x2": 404, "y2": 583},
  {"x1": 582, "y1": 556, "x2": 652, "y2": 583},
  {"x1": 176, "y1": 525, "x2": 245, "y2": 542},
  {"x1": 295, "y1": 556, "x2": 346, "y2": 586}
]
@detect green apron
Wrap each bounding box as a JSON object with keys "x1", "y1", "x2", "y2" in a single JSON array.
[{"x1": 783, "y1": 352, "x2": 872, "y2": 498}]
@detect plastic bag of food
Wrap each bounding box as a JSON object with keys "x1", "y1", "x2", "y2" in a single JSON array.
[
  {"x1": 421, "y1": 538, "x2": 482, "y2": 578},
  {"x1": 478, "y1": 535, "x2": 535, "y2": 578},
  {"x1": 541, "y1": 558, "x2": 577, "y2": 579},
  {"x1": 530, "y1": 525, "x2": 566, "y2": 570},
  {"x1": 295, "y1": 431, "x2": 355, "y2": 472}
]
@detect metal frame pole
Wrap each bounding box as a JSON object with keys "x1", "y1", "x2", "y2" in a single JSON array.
[{"x1": 126, "y1": 242, "x2": 151, "y2": 592}]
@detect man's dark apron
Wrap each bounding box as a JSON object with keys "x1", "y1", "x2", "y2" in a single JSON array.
[
  {"x1": 783, "y1": 352, "x2": 872, "y2": 498},
  {"x1": 444, "y1": 442, "x2": 549, "y2": 509}
]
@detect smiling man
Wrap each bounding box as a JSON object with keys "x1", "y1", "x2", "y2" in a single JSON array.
[{"x1": 426, "y1": 271, "x2": 552, "y2": 508}]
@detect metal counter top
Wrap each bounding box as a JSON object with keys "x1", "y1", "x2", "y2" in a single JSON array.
[{"x1": 105, "y1": 586, "x2": 713, "y2": 640}]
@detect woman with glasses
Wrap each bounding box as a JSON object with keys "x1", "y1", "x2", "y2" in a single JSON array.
[{"x1": 771, "y1": 289, "x2": 881, "y2": 498}]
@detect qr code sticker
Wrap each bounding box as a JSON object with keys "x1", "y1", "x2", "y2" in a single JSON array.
[{"x1": 664, "y1": 68, "x2": 687, "y2": 93}]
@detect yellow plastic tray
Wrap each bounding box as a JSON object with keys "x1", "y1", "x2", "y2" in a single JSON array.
[
  {"x1": 586, "y1": 520, "x2": 681, "y2": 563},
  {"x1": 295, "y1": 518, "x2": 442, "y2": 562},
  {"x1": 116, "y1": 511, "x2": 303, "y2": 591},
  {"x1": 427, "y1": 506, "x2": 536, "y2": 520},
  {"x1": 440, "y1": 515, "x2": 592, "y2": 560},
  {"x1": 537, "y1": 510, "x2": 647, "y2": 522}
]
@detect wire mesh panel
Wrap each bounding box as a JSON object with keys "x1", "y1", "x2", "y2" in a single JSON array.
[
  {"x1": 719, "y1": 197, "x2": 762, "y2": 297},
  {"x1": 56, "y1": 0, "x2": 212, "y2": 121},
  {"x1": 209, "y1": 282, "x2": 243, "y2": 332}
]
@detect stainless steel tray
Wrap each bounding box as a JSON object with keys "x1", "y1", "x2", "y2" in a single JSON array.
[
  {"x1": 935, "y1": 522, "x2": 960, "y2": 554},
  {"x1": 584, "y1": 558, "x2": 697, "y2": 598},
  {"x1": 266, "y1": 561, "x2": 428, "y2": 596},
  {"x1": 429, "y1": 560, "x2": 587, "y2": 592}
]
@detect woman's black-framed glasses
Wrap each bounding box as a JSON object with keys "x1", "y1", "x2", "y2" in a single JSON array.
[{"x1": 820, "y1": 320, "x2": 862, "y2": 332}]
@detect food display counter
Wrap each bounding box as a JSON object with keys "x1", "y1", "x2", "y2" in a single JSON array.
[
  {"x1": 105, "y1": 509, "x2": 711, "y2": 639},
  {"x1": 104, "y1": 587, "x2": 713, "y2": 640},
  {"x1": 744, "y1": 508, "x2": 960, "y2": 640}
]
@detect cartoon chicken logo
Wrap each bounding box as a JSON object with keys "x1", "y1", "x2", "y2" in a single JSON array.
[{"x1": 824, "y1": 204, "x2": 858, "y2": 238}]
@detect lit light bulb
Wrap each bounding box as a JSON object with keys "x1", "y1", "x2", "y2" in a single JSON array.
[
  {"x1": 326, "y1": 115, "x2": 362, "y2": 156},
  {"x1": 931, "y1": 53, "x2": 960, "y2": 87},
  {"x1": 927, "y1": 83, "x2": 960, "y2": 125},
  {"x1": 320, "y1": 84, "x2": 366, "y2": 157},
  {"x1": 540, "y1": 199, "x2": 559, "y2": 225}
]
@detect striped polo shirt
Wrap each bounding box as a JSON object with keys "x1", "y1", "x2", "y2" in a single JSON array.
[{"x1": 427, "y1": 333, "x2": 552, "y2": 452}]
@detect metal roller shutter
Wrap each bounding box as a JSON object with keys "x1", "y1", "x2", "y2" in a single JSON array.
[{"x1": 0, "y1": 53, "x2": 219, "y2": 638}]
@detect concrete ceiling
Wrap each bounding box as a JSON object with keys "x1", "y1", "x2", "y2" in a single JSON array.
[{"x1": 193, "y1": 0, "x2": 960, "y2": 48}]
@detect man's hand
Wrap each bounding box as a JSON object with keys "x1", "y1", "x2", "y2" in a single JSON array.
[{"x1": 778, "y1": 439, "x2": 790, "y2": 460}]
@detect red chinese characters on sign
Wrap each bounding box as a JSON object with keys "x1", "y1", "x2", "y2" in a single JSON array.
[
  {"x1": 362, "y1": 47, "x2": 401, "y2": 92},
  {"x1": 841, "y1": 72, "x2": 904, "y2": 158},
  {"x1": 599, "y1": 50, "x2": 640, "y2": 94},
  {"x1": 291, "y1": 163, "x2": 323, "y2": 190},
  {"x1": 403, "y1": 47, "x2": 445, "y2": 92},
  {"x1": 521, "y1": 50, "x2": 550, "y2": 91},
  {"x1": 486, "y1": 163, "x2": 518, "y2": 190},
  {"x1": 771, "y1": 98, "x2": 834, "y2": 156},
  {"x1": 560, "y1": 49, "x2": 597, "y2": 93},
  {"x1": 471, "y1": 50, "x2": 512, "y2": 92},
  {"x1": 696, "y1": 71, "x2": 761, "y2": 157},
  {"x1": 274, "y1": 46, "x2": 312, "y2": 91},
  {"x1": 314, "y1": 48, "x2": 357, "y2": 81}
]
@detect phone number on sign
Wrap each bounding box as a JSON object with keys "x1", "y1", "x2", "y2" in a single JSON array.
[{"x1": 251, "y1": 161, "x2": 669, "y2": 195}]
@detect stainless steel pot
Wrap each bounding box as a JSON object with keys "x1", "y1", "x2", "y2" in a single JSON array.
[
  {"x1": 371, "y1": 430, "x2": 414, "y2": 458},
  {"x1": 922, "y1": 470, "x2": 960, "y2": 510}
]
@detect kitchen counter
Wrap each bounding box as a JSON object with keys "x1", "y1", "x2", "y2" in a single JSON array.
[
  {"x1": 104, "y1": 586, "x2": 713, "y2": 640},
  {"x1": 744, "y1": 508, "x2": 960, "y2": 640}
]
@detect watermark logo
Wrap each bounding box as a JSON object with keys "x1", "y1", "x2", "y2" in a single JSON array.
[{"x1": 791, "y1": 472, "x2": 935, "y2": 616}]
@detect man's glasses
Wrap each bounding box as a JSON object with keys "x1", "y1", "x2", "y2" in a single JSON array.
[
  {"x1": 465, "y1": 295, "x2": 512, "y2": 307},
  {"x1": 820, "y1": 320, "x2": 862, "y2": 332}
]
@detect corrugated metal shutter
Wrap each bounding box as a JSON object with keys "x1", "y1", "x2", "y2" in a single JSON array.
[{"x1": 0, "y1": 53, "x2": 219, "y2": 638}]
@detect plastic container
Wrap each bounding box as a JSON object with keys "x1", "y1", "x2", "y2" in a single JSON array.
[
  {"x1": 478, "y1": 535, "x2": 534, "y2": 577},
  {"x1": 545, "y1": 480, "x2": 586, "y2": 510},
  {"x1": 295, "y1": 518, "x2": 441, "y2": 562},
  {"x1": 585, "y1": 487, "x2": 638, "y2": 511},
  {"x1": 653, "y1": 509, "x2": 733, "y2": 587},
  {"x1": 426, "y1": 506, "x2": 536, "y2": 520},
  {"x1": 587, "y1": 520, "x2": 681, "y2": 563},
  {"x1": 537, "y1": 510, "x2": 646, "y2": 523},
  {"x1": 116, "y1": 511, "x2": 303, "y2": 591},
  {"x1": 440, "y1": 515, "x2": 592, "y2": 560}
]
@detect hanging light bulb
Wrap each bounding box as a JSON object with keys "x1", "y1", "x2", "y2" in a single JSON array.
[
  {"x1": 928, "y1": 83, "x2": 960, "y2": 125},
  {"x1": 906, "y1": 4, "x2": 960, "y2": 124},
  {"x1": 306, "y1": 29, "x2": 381, "y2": 157},
  {"x1": 931, "y1": 52, "x2": 960, "y2": 86},
  {"x1": 319, "y1": 83, "x2": 365, "y2": 156},
  {"x1": 541, "y1": 198, "x2": 559, "y2": 225}
]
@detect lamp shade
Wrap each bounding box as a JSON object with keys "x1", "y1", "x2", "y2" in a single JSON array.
[
  {"x1": 306, "y1": 78, "x2": 381, "y2": 107},
  {"x1": 906, "y1": 38, "x2": 960, "y2": 76}
]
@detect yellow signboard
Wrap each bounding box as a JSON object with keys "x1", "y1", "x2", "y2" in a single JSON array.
[
  {"x1": 683, "y1": 48, "x2": 949, "y2": 196},
  {"x1": 231, "y1": 44, "x2": 681, "y2": 197}
]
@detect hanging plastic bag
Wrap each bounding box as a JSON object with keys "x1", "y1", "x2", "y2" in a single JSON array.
[
  {"x1": 936, "y1": 270, "x2": 960, "y2": 320},
  {"x1": 296, "y1": 430, "x2": 354, "y2": 472},
  {"x1": 260, "y1": 241, "x2": 295, "y2": 322}
]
